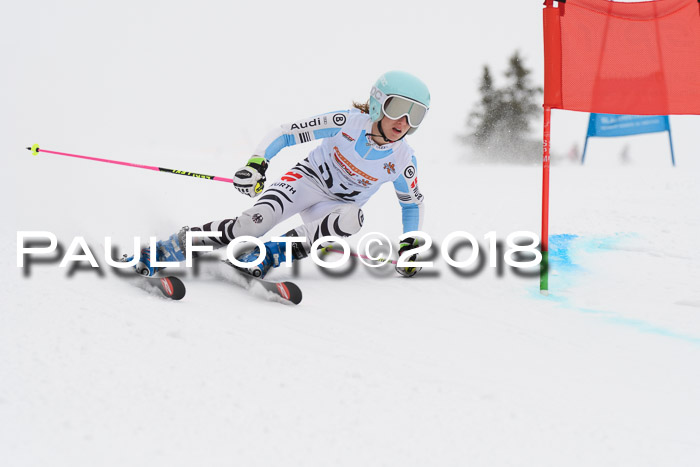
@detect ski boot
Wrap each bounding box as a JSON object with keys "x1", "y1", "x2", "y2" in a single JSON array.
[
  {"x1": 127, "y1": 227, "x2": 189, "y2": 277},
  {"x1": 236, "y1": 234, "x2": 307, "y2": 279}
]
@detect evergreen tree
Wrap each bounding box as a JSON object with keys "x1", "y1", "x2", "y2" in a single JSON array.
[
  {"x1": 465, "y1": 51, "x2": 543, "y2": 163},
  {"x1": 468, "y1": 65, "x2": 503, "y2": 148}
]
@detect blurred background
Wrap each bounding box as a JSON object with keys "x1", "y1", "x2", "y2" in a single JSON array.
[{"x1": 3, "y1": 0, "x2": 697, "y2": 170}]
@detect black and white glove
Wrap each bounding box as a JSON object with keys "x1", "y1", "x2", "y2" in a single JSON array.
[
  {"x1": 395, "y1": 237, "x2": 421, "y2": 278},
  {"x1": 233, "y1": 156, "x2": 269, "y2": 197}
]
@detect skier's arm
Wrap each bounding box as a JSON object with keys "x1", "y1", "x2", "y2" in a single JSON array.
[
  {"x1": 234, "y1": 111, "x2": 350, "y2": 197},
  {"x1": 253, "y1": 110, "x2": 350, "y2": 161},
  {"x1": 393, "y1": 157, "x2": 424, "y2": 277},
  {"x1": 392, "y1": 156, "x2": 425, "y2": 233}
]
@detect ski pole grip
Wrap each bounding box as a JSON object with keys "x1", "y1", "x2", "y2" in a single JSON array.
[{"x1": 28, "y1": 144, "x2": 40, "y2": 156}]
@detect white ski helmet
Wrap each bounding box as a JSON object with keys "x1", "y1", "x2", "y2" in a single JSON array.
[{"x1": 369, "y1": 71, "x2": 431, "y2": 135}]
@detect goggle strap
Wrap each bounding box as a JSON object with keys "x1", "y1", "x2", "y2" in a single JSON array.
[{"x1": 370, "y1": 86, "x2": 388, "y2": 105}]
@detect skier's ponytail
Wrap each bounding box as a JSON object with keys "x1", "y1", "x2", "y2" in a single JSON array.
[{"x1": 352, "y1": 100, "x2": 370, "y2": 114}]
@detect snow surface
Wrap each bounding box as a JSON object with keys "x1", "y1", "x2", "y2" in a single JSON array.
[
  {"x1": 3, "y1": 155, "x2": 700, "y2": 467},
  {"x1": 3, "y1": 1, "x2": 700, "y2": 466}
]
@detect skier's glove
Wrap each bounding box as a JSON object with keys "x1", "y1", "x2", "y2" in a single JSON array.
[
  {"x1": 233, "y1": 156, "x2": 268, "y2": 198},
  {"x1": 395, "y1": 237, "x2": 421, "y2": 278}
]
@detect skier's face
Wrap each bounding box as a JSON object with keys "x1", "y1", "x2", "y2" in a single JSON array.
[{"x1": 380, "y1": 115, "x2": 410, "y2": 142}]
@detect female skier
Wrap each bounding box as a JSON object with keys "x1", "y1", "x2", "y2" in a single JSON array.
[{"x1": 133, "y1": 70, "x2": 430, "y2": 279}]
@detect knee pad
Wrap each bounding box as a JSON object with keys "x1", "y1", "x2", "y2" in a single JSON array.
[
  {"x1": 286, "y1": 204, "x2": 364, "y2": 256},
  {"x1": 233, "y1": 204, "x2": 276, "y2": 238},
  {"x1": 329, "y1": 204, "x2": 364, "y2": 237}
]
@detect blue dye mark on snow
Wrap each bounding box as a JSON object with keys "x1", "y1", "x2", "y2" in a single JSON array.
[
  {"x1": 549, "y1": 234, "x2": 579, "y2": 267},
  {"x1": 533, "y1": 233, "x2": 700, "y2": 346},
  {"x1": 548, "y1": 234, "x2": 582, "y2": 280}
]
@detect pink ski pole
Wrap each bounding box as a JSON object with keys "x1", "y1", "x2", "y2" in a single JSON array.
[{"x1": 27, "y1": 144, "x2": 233, "y2": 184}]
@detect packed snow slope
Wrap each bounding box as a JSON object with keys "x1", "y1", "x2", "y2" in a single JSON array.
[{"x1": 2, "y1": 141, "x2": 700, "y2": 466}]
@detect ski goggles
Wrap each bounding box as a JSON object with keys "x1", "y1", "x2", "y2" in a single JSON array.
[
  {"x1": 372, "y1": 86, "x2": 428, "y2": 127},
  {"x1": 382, "y1": 96, "x2": 428, "y2": 128}
]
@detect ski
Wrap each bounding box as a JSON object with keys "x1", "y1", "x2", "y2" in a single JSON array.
[
  {"x1": 128, "y1": 274, "x2": 186, "y2": 301},
  {"x1": 149, "y1": 276, "x2": 187, "y2": 300},
  {"x1": 114, "y1": 255, "x2": 187, "y2": 300},
  {"x1": 221, "y1": 260, "x2": 302, "y2": 305}
]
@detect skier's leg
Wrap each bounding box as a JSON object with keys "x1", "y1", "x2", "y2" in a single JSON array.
[
  {"x1": 188, "y1": 175, "x2": 334, "y2": 248},
  {"x1": 238, "y1": 202, "x2": 364, "y2": 278},
  {"x1": 290, "y1": 203, "x2": 365, "y2": 254},
  {"x1": 131, "y1": 174, "x2": 332, "y2": 276}
]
